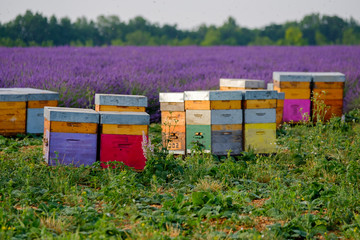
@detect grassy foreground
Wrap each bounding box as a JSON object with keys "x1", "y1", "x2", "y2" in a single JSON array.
[{"x1": 1, "y1": 110, "x2": 360, "y2": 239}]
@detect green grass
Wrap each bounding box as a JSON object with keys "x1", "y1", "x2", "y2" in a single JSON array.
[{"x1": 1, "y1": 110, "x2": 360, "y2": 239}]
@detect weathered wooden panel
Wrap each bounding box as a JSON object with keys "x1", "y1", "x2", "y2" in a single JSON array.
[
  {"x1": 0, "y1": 101, "x2": 26, "y2": 109},
  {"x1": 95, "y1": 105, "x2": 145, "y2": 112},
  {"x1": 0, "y1": 90, "x2": 27, "y2": 102},
  {"x1": 273, "y1": 81, "x2": 310, "y2": 89},
  {"x1": 186, "y1": 110, "x2": 211, "y2": 125},
  {"x1": 276, "y1": 107, "x2": 284, "y2": 128},
  {"x1": 159, "y1": 92, "x2": 184, "y2": 102},
  {"x1": 28, "y1": 100, "x2": 58, "y2": 109},
  {"x1": 219, "y1": 79, "x2": 265, "y2": 89},
  {"x1": 211, "y1": 110, "x2": 243, "y2": 125},
  {"x1": 160, "y1": 102, "x2": 185, "y2": 111},
  {"x1": 244, "y1": 123, "x2": 276, "y2": 153},
  {"x1": 0, "y1": 109, "x2": 26, "y2": 121},
  {"x1": 44, "y1": 107, "x2": 99, "y2": 123},
  {"x1": 312, "y1": 99, "x2": 343, "y2": 121},
  {"x1": 277, "y1": 99, "x2": 284, "y2": 108},
  {"x1": 185, "y1": 90, "x2": 243, "y2": 101},
  {"x1": 99, "y1": 111, "x2": 150, "y2": 125},
  {"x1": 311, "y1": 72, "x2": 345, "y2": 82},
  {"x1": 243, "y1": 90, "x2": 278, "y2": 100},
  {"x1": 162, "y1": 131, "x2": 186, "y2": 153},
  {"x1": 161, "y1": 111, "x2": 186, "y2": 126},
  {"x1": 27, "y1": 108, "x2": 45, "y2": 134},
  {"x1": 283, "y1": 99, "x2": 311, "y2": 122},
  {"x1": 186, "y1": 125, "x2": 211, "y2": 153},
  {"x1": 101, "y1": 124, "x2": 148, "y2": 135},
  {"x1": 312, "y1": 89, "x2": 343, "y2": 100},
  {"x1": 210, "y1": 100, "x2": 242, "y2": 110},
  {"x1": 162, "y1": 124, "x2": 186, "y2": 134},
  {"x1": 211, "y1": 124, "x2": 242, "y2": 155},
  {"x1": 273, "y1": 72, "x2": 312, "y2": 82},
  {"x1": 243, "y1": 99, "x2": 277, "y2": 109},
  {"x1": 267, "y1": 83, "x2": 274, "y2": 90},
  {"x1": 0, "y1": 108, "x2": 26, "y2": 135},
  {"x1": 313, "y1": 82, "x2": 344, "y2": 89},
  {"x1": 48, "y1": 121, "x2": 98, "y2": 134},
  {"x1": 185, "y1": 100, "x2": 210, "y2": 110},
  {"x1": 95, "y1": 94, "x2": 148, "y2": 107},
  {"x1": 244, "y1": 109, "x2": 276, "y2": 124},
  {"x1": 47, "y1": 132, "x2": 97, "y2": 167},
  {"x1": 220, "y1": 86, "x2": 263, "y2": 91},
  {"x1": 100, "y1": 134, "x2": 146, "y2": 170},
  {"x1": 274, "y1": 87, "x2": 311, "y2": 99}
]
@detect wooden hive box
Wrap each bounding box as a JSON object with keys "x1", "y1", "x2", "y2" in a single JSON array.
[
  {"x1": 99, "y1": 111, "x2": 150, "y2": 170},
  {"x1": 243, "y1": 90, "x2": 277, "y2": 153},
  {"x1": 273, "y1": 72, "x2": 312, "y2": 122},
  {"x1": 185, "y1": 91, "x2": 243, "y2": 155},
  {"x1": 13, "y1": 88, "x2": 59, "y2": 134},
  {"x1": 0, "y1": 90, "x2": 27, "y2": 136},
  {"x1": 184, "y1": 90, "x2": 242, "y2": 110},
  {"x1": 159, "y1": 92, "x2": 186, "y2": 154},
  {"x1": 276, "y1": 92, "x2": 285, "y2": 128},
  {"x1": 312, "y1": 72, "x2": 345, "y2": 121},
  {"x1": 43, "y1": 107, "x2": 99, "y2": 167},
  {"x1": 95, "y1": 94, "x2": 147, "y2": 112},
  {"x1": 219, "y1": 79, "x2": 265, "y2": 90}
]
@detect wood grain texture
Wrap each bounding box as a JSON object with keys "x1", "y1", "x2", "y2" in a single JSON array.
[
  {"x1": 277, "y1": 99, "x2": 284, "y2": 108},
  {"x1": 161, "y1": 111, "x2": 186, "y2": 126},
  {"x1": 162, "y1": 124, "x2": 186, "y2": 134},
  {"x1": 273, "y1": 81, "x2": 310, "y2": 89},
  {"x1": 276, "y1": 107, "x2": 284, "y2": 127},
  {"x1": 184, "y1": 100, "x2": 210, "y2": 110},
  {"x1": 243, "y1": 99, "x2": 277, "y2": 109},
  {"x1": 313, "y1": 82, "x2": 344, "y2": 89},
  {"x1": 274, "y1": 87, "x2": 311, "y2": 99},
  {"x1": 211, "y1": 127, "x2": 242, "y2": 155},
  {"x1": 160, "y1": 102, "x2": 184, "y2": 112},
  {"x1": 95, "y1": 105, "x2": 145, "y2": 112},
  {"x1": 101, "y1": 124, "x2": 148, "y2": 135},
  {"x1": 211, "y1": 124, "x2": 242, "y2": 131},
  {"x1": 48, "y1": 121, "x2": 98, "y2": 134},
  {"x1": 210, "y1": 100, "x2": 242, "y2": 110},
  {"x1": 162, "y1": 131, "x2": 186, "y2": 152},
  {"x1": 0, "y1": 101, "x2": 26, "y2": 109},
  {"x1": 27, "y1": 100, "x2": 58, "y2": 109},
  {"x1": 312, "y1": 89, "x2": 343, "y2": 100},
  {"x1": 220, "y1": 86, "x2": 263, "y2": 90},
  {"x1": 0, "y1": 109, "x2": 26, "y2": 121}
]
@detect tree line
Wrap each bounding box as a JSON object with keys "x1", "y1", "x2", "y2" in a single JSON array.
[{"x1": 1, "y1": 10, "x2": 360, "y2": 47}]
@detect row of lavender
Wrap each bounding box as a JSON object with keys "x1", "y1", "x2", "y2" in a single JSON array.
[{"x1": 1, "y1": 46, "x2": 359, "y2": 121}]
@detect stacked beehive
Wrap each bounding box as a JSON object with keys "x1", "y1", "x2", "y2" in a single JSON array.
[
  {"x1": 276, "y1": 92, "x2": 285, "y2": 128},
  {"x1": 312, "y1": 73, "x2": 345, "y2": 121},
  {"x1": 43, "y1": 107, "x2": 99, "y2": 166},
  {"x1": 99, "y1": 111, "x2": 150, "y2": 170},
  {"x1": 184, "y1": 90, "x2": 243, "y2": 155},
  {"x1": 95, "y1": 94, "x2": 147, "y2": 112},
  {"x1": 0, "y1": 90, "x2": 27, "y2": 136},
  {"x1": 243, "y1": 90, "x2": 278, "y2": 153},
  {"x1": 94, "y1": 93, "x2": 149, "y2": 170},
  {"x1": 18, "y1": 88, "x2": 59, "y2": 134},
  {"x1": 219, "y1": 78, "x2": 265, "y2": 90},
  {"x1": 159, "y1": 92, "x2": 186, "y2": 154},
  {"x1": 273, "y1": 72, "x2": 312, "y2": 122}
]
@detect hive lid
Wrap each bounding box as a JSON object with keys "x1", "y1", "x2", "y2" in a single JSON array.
[
  {"x1": 0, "y1": 89, "x2": 28, "y2": 102},
  {"x1": 184, "y1": 90, "x2": 243, "y2": 101},
  {"x1": 1, "y1": 88, "x2": 59, "y2": 101},
  {"x1": 159, "y1": 92, "x2": 184, "y2": 102},
  {"x1": 44, "y1": 107, "x2": 99, "y2": 123},
  {"x1": 220, "y1": 79, "x2": 265, "y2": 89},
  {"x1": 99, "y1": 111, "x2": 150, "y2": 125},
  {"x1": 95, "y1": 94, "x2": 148, "y2": 107},
  {"x1": 273, "y1": 72, "x2": 312, "y2": 82},
  {"x1": 311, "y1": 72, "x2": 345, "y2": 82},
  {"x1": 243, "y1": 90, "x2": 278, "y2": 100}
]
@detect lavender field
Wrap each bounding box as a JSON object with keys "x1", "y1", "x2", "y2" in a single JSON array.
[{"x1": 1, "y1": 46, "x2": 359, "y2": 121}]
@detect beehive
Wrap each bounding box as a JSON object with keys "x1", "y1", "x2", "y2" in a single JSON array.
[
  {"x1": 312, "y1": 72, "x2": 345, "y2": 121},
  {"x1": 159, "y1": 92, "x2": 185, "y2": 154},
  {"x1": 99, "y1": 111, "x2": 150, "y2": 170},
  {"x1": 184, "y1": 90, "x2": 243, "y2": 155},
  {"x1": 276, "y1": 92, "x2": 285, "y2": 128},
  {"x1": 0, "y1": 90, "x2": 27, "y2": 136},
  {"x1": 243, "y1": 90, "x2": 277, "y2": 153},
  {"x1": 273, "y1": 72, "x2": 312, "y2": 122},
  {"x1": 219, "y1": 79, "x2": 265, "y2": 90},
  {"x1": 95, "y1": 94, "x2": 147, "y2": 112},
  {"x1": 43, "y1": 107, "x2": 99, "y2": 166},
  {"x1": 19, "y1": 88, "x2": 59, "y2": 134}
]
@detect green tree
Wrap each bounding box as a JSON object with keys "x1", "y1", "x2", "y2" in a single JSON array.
[
  {"x1": 342, "y1": 28, "x2": 360, "y2": 45},
  {"x1": 285, "y1": 26, "x2": 306, "y2": 45},
  {"x1": 201, "y1": 28, "x2": 221, "y2": 46}
]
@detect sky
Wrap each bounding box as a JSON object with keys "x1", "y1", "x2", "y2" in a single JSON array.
[{"x1": 0, "y1": 0, "x2": 359, "y2": 29}]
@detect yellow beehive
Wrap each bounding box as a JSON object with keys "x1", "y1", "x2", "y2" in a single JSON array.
[{"x1": 244, "y1": 123, "x2": 276, "y2": 153}]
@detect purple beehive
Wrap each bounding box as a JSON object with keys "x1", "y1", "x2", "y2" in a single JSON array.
[{"x1": 283, "y1": 99, "x2": 311, "y2": 122}]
